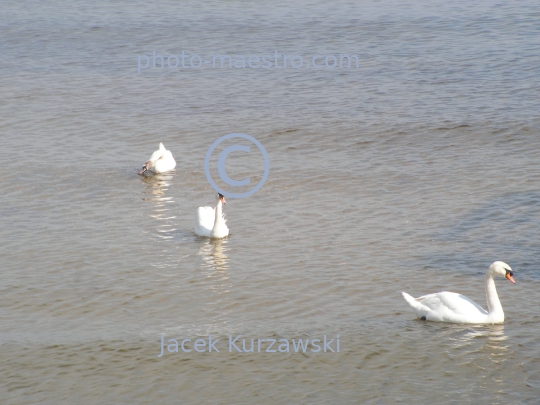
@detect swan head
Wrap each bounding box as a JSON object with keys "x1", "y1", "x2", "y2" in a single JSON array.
[
  {"x1": 216, "y1": 193, "x2": 226, "y2": 205},
  {"x1": 490, "y1": 261, "x2": 515, "y2": 284},
  {"x1": 139, "y1": 160, "x2": 153, "y2": 174},
  {"x1": 140, "y1": 143, "x2": 167, "y2": 174}
]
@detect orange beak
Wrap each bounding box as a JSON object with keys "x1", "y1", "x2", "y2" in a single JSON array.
[
  {"x1": 220, "y1": 196, "x2": 227, "y2": 205},
  {"x1": 505, "y1": 273, "x2": 516, "y2": 284}
]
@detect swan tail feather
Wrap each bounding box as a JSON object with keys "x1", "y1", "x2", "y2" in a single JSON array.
[{"x1": 402, "y1": 292, "x2": 430, "y2": 319}]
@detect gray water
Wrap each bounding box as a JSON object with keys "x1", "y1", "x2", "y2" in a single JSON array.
[{"x1": 2, "y1": 1, "x2": 540, "y2": 404}]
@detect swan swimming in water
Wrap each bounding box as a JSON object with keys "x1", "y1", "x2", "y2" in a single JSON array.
[
  {"x1": 194, "y1": 193, "x2": 229, "y2": 239},
  {"x1": 140, "y1": 143, "x2": 176, "y2": 174},
  {"x1": 402, "y1": 261, "x2": 515, "y2": 324}
]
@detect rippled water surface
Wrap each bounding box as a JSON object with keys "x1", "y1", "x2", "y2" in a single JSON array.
[{"x1": 2, "y1": 1, "x2": 540, "y2": 404}]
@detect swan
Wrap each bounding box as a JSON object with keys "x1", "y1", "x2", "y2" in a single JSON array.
[
  {"x1": 402, "y1": 261, "x2": 515, "y2": 324},
  {"x1": 140, "y1": 143, "x2": 176, "y2": 174},
  {"x1": 194, "y1": 193, "x2": 229, "y2": 239}
]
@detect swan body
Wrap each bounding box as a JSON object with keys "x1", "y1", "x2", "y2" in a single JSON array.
[
  {"x1": 402, "y1": 261, "x2": 515, "y2": 324},
  {"x1": 140, "y1": 143, "x2": 176, "y2": 174},
  {"x1": 194, "y1": 194, "x2": 229, "y2": 239}
]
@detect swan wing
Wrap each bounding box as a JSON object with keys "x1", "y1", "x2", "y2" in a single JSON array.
[
  {"x1": 149, "y1": 148, "x2": 162, "y2": 162},
  {"x1": 210, "y1": 217, "x2": 229, "y2": 238},
  {"x1": 209, "y1": 208, "x2": 229, "y2": 238},
  {"x1": 153, "y1": 150, "x2": 176, "y2": 173},
  {"x1": 165, "y1": 150, "x2": 176, "y2": 169},
  {"x1": 195, "y1": 206, "x2": 215, "y2": 237},
  {"x1": 417, "y1": 292, "x2": 488, "y2": 323}
]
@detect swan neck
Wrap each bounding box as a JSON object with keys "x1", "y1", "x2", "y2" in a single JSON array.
[
  {"x1": 485, "y1": 272, "x2": 502, "y2": 315},
  {"x1": 214, "y1": 201, "x2": 223, "y2": 225}
]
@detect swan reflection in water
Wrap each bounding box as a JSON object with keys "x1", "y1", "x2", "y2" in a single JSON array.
[
  {"x1": 141, "y1": 173, "x2": 176, "y2": 239},
  {"x1": 197, "y1": 239, "x2": 232, "y2": 295},
  {"x1": 446, "y1": 323, "x2": 509, "y2": 370},
  {"x1": 198, "y1": 238, "x2": 230, "y2": 273},
  {"x1": 483, "y1": 324, "x2": 509, "y2": 362}
]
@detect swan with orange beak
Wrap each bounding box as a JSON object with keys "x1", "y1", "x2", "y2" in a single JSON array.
[
  {"x1": 194, "y1": 193, "x2": 229, "y2": 238},
  {"x1": 402, "y1": 261, "x2": 516, "y2": 324}
]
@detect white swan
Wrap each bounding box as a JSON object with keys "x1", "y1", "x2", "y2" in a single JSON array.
[
  {"x1": 402, "y1": 261, "x2": 515, "y2": 324},
  {"x1": 140, "y1": 143, "x2": 176, "y2": 174},
  {"x1": 194, "y1": 193, "x2": 229, "y2": 239}
]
